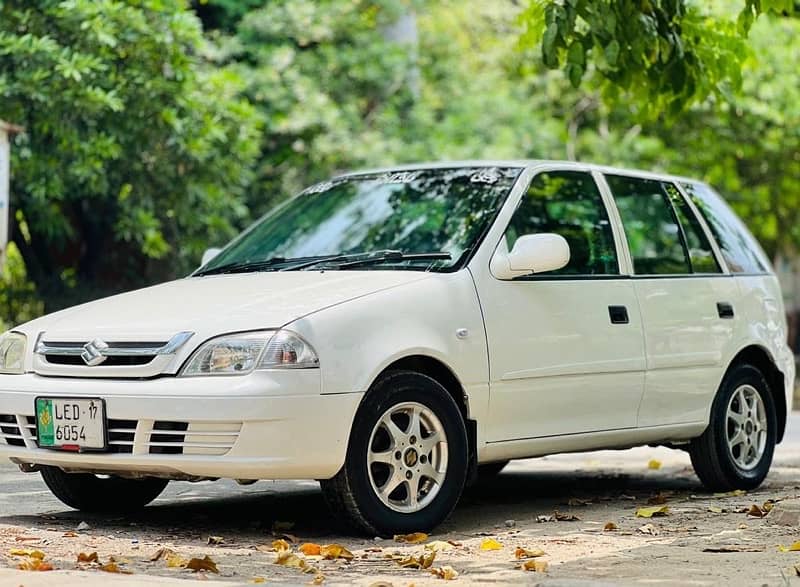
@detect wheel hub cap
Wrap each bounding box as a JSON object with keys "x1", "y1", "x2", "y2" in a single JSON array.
[
  {"x1": 367, "y1": 401, "x2": 448, "y2": 513},
  {"x1": 725, "y1": 384, "x2": 767, "y2": 471}
]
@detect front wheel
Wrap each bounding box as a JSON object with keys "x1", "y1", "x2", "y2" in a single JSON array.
[
  {"x1": 321, "y1": 371, "x2": 469, "y2": 535},
  {"x1": 40, "y1": 466, "x2": 169, "y2": 512},
  {"x1": 689, "y1": 363, "x2": 777, "y2": 492}
]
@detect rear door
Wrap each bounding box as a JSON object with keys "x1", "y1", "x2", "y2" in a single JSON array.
[{"x1": 603, "y1": 174, "x2": 738, "y2": 427}]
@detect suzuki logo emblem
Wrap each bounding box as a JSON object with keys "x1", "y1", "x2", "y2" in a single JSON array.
[{"x1": 81, "y1": 339, "x2": 109, "y2": 366}]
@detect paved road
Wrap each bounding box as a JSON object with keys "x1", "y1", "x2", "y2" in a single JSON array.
[{"x1": 2, "y1": 413, "x2": 800, "y2": 585}]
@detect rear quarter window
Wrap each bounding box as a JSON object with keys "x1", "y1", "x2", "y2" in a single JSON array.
[{"x1": 681, "y1": 182, "x2": 770, "y2": 274}]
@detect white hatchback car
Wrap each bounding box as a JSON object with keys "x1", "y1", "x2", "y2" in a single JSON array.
[{"x1": 0, "y1": 161, "x2": 794, "y2": 535}]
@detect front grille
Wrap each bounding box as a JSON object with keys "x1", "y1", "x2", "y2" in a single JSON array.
[
  {"x1": 150, "y1": 421, "x2": 189, "y2": 455},
  {"x1": 107, "y1": 419, "x2": 137, "y2": 454},
  {"x1": 0, "y1": 414, "x2": 24, "y2": 447},
  {"x1": 44, "y1": 355, "x2": 155, "y2": 366},
  {"x1": 0, "y1": 414, "x2": 241, "y2": 456}
]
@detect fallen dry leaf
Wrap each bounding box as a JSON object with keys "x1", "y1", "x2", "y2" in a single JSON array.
[
  {"x1": 430, "y1": 565, "x2": 459, "y2": 580},
  {"x1": 638, "y1": 523, "x2": 659, "y2": 535},
  {"x1": 603, "y1": 522, "x2": 618, "y2": 531},
  {"x1": 520, "y1": 559, "x2": 549, "y2": 572},
  {"x1": 320, "y1": 544, "x2": 354, "y2": 560},
  {"x1": 647, "y1": 493, "x2": 668, "y2": 505},
  {"x1": 713, "y1": 489, "x2": 747, "y2": 498},
  {"x1": 186, "y1": 555, "x2": 219, "y2": 574},
  {"x1": 300, "y1": 543, "x2": 322, "y2": 556},
  {"x1": 207, "y1": 536, "x2": 225, "y2": 546},
  {"x1": 167, "y1": 554, "x2": 189, "y2": 568},
  {"x1": 10, "y1": 548, "x2": 45, "y2": 559},
  {"x1": 77, "y1": 552, "x2": 99, "y2": 563},
  {"x1": 14, "y1": 536, "x2": 40, "y2": 542},
  {"x1": 536, "y1": 515, "x2": 555, "y2": 523},
  {"x1": 703, "y1": 545, "x2": 766, "y2": 553},
  {"x1": 647, "y1": 459, "x2": 662, "y2": 470},
  {"x1": 100, "y1": 561, "x2": 133, "y2": 574},
  {"x1": 515, "y1": 546, "x2": 546, "y2": 559},
  {"x1": 763, "y1": 500, "x2": 776, "y2": 513},
  {"x1": 392, "y1": 551, "x2": 437, "y2": 570},
  {"x1": 554, "y1": 511, "x2": 581, "y2": 521},
  {"x1": 62, "y1": 531, "x2": 79, "y2": 538},
  {"x1": 635, "y1": 505, "x2": 669, "y2": 518},
  {"x1": 747, "y1": 504, "x2": 767, "y2": 518},
  {"x1": 251, "y1": 578, "x2": 266, "y2": 584},
  {"x1": 778, "y1": 541, "x2": 800, "y2": 552},
  {"x1": 394, "y1": 532, "x2": 429, "y2": 544},
  {"x1": 149, "y1": 547, "x2": 176, "y2": 562},
  {"x1": 272, "y1": 539, "x2": 292, "y2": 552},
  {"x1": 425, "y1": 540, "x2": 454, "y2": 552},
  {"x1": 708, "y1": 506, "x2": 724, "y2": 514},
  {"x1": 480, "y1": 538, "x2": 503, "y2": 551},
  {"x1": 275, "y1": 550, "x2": 307, "y2": 569},
  {"x1": 17, "y1": 558, "x2": 54, "y2": 572},
  {"x1": 311, "y1": 574, "x2": 325, "y2": 585}
]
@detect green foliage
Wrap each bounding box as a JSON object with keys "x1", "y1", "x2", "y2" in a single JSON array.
[
  {"x1": 0, "y1": 0, "x2": 261, "y2": 313},
  {"x1": 518, "y1": 0, "x2": 794, "y2": 116},
  {"x1": 0, "y1": 243, "x2": 43, "y2": 331}
]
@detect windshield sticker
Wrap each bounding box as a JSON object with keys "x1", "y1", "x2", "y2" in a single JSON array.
[
  {"x1": 469, "y1": 168, "x2": 501, "y2": 184},
  {"x1": 378, "y1": 171, "x2": 421, "y2": 184},
  {"x1": 303, "y1": 181, "x2": 335, "y2": 194}
]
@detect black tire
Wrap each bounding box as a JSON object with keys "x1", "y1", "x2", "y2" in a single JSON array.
[
  {"x1": 689, "y1": 363, "x2": 777, "y2": 492},
  {"x1": 40, "y1": 466, "x2": 168, "y2": 512},
  {"x1": 321, "y1": 371, "x2": 469, "y2": 536},
  {"x1": 477, "y1": 460, "x2": 509, "y2": 480}
]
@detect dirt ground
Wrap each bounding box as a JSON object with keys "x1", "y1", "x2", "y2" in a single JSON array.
[{"x1": 4, "y1": 435, "x2": 800, "y2": 586}]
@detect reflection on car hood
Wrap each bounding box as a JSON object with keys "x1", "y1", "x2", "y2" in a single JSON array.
[{"x1": 19, "y1": 271, "x2": 430, "y2": 342}]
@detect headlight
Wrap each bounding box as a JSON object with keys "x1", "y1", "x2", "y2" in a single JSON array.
[
  {"x1": 0, "y1": 332, "x2": 27, "y2": 375},
  {"x1": 180, "y1": 330, "x2": 319, "y2": 376}
]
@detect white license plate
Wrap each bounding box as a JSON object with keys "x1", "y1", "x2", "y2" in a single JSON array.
[{"x1": 35, "y1": 398, "x2": 107, "y2": 451}]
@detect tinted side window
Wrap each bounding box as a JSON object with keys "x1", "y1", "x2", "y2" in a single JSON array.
[
  {"x1": 663, "y1": 183, "x2": 721, "y2": 273},
  {"x1": 606, "y1": 175, "x2": 689, "y2": 275},
  {"x1": 681, "y1": 182, "x2": 769, "y2": 274},
  {"x1": 505, "y1": 170, "x2": 618, "y2": 276}
]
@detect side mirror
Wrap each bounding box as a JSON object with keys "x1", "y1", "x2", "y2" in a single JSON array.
[
  {"x1": 201, "y1": 247, "x2": 222, "y2": 267},
  {"x1": 491, "y1": 233, "x2": 570, "y2": 280}
]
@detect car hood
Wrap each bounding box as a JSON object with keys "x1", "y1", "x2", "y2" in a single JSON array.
[{"x1": 20, "y1": 271, "x2": 430, "y2": 343}]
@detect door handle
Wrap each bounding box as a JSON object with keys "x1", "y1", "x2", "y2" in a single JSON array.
[
  {"x1": 717, "y1": 302, "x2": 735, "y2": 319},
  {"x1": 608, "y1": 305, "x2": 629, "y2": 325}
]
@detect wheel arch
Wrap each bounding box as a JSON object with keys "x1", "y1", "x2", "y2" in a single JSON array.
[
  {"x1": 726, "y1": 345, "x2": 787, "y2": 443},
  {"x1": 368, "y1": 354, "x2": 478, "y2": 478}
]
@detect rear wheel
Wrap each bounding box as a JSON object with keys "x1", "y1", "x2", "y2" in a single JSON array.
[
  {"x1": 321, "y1": 371, "x2": 468, "y2": 535},
  {"x1": 40, "y1": 466, "x2": 168, "y2": 512},
  {"x1": 689, "y1": 363, "x2": 776, "y2": 492}
]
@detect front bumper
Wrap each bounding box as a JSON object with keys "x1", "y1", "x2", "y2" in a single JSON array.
[{"x1": 0, "y1": 371, "x2": 362, "y2": 480}]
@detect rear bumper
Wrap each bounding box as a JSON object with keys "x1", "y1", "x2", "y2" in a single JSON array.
[{"x1": 0, "y1": 372, "x2": 362, "y2": 480}]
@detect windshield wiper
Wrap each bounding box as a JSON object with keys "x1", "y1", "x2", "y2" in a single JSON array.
[
  {"x1": 334, "y1": 251, "x2": 452, "y2": 269},
  {"x1": 194, "y1": 257, "x2": 291, "y2": 276}
]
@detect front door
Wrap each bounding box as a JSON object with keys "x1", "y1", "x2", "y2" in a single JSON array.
[{"x1": 474, "y1": 169, "x2": 646, "y2": 442}]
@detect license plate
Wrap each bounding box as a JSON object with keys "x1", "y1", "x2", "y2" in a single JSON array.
[{"x1": 35, "y1": 398, "x2": 107, "y2": 451}]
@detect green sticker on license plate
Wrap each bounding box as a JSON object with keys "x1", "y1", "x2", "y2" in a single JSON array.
[{"x1": 36, "y1": 398, "x2": 55, "y2": 446}]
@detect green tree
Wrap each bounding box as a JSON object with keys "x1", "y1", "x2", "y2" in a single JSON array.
[
  {"x1": 0, "y1": 0, "x2": 261, "y2": 312},
  {"x1": 518, "y1": 0, "x2": 795, "y2": 115}
]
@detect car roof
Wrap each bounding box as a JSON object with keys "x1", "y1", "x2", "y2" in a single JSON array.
[{"x1": 338, "y1": 160, "x2": 703, "y2": 187}]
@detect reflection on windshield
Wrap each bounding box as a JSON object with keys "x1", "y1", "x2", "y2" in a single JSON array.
[{"x1": 201, "y1": 167, "x2": 522, "y2": 273}]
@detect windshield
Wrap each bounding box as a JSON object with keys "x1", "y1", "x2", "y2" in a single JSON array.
[{"x1": 198, "y1": 166, "x2": 522, "y2": 274}]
